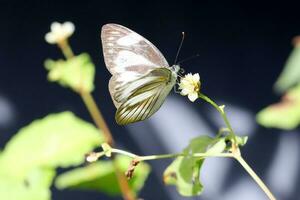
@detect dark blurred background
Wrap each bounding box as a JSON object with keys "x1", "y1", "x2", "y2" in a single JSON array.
[{"x1": 0, "y1": 0, "x2": 299, "y2": 199}]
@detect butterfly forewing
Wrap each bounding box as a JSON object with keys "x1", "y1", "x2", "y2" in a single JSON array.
[{"x1": 101, "y1": 24, "x2": 169, "y2": 75}]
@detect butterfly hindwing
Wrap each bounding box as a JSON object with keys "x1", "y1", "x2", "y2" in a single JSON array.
[{"x1": 115, "y1": 68, "x2": 176, "y2": 125}]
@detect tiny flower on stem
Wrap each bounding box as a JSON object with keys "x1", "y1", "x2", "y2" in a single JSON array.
[
  {"x1": 179, "y1": 73, "x2": 201, "y2": 102},
  {"x1": 45, "y1": 21, "x2": 75, "y2": 44},
  {"x1": 86, "y1": 152, "x2": 101, "y2": 162}
]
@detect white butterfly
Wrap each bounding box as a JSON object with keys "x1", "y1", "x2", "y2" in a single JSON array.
[{"x1": 101, "y1": 23, "x2": 180, "y2": 125}]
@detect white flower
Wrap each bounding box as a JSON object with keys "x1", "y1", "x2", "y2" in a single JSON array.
[
  {"x1": 45, "y1": 21, "x2": 75, "y2": 44},
  {"x1": 179, "y1": 73, "x2": 201, "y2": 102}
]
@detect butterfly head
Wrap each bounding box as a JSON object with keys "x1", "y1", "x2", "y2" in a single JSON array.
[
  {"x1": 171, "y1": 64, "x2": 185, "y2": 78},
  {"x1": 172, "y1": 64, "x2": 181, "y2": 73},
  {"x1": 172, "y1": 65, "x2": 186, "y2": 94},
  {"x1": 171, "y1": 65, "x2": 186, "y2": 92}
]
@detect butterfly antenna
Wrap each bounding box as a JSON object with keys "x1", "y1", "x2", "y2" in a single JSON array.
[
  {"x1": 174, "y1": 32, "x2": 185, "y2": 65},
  {"x1": 177, "y1": 54, "x2": 200, "y2": 64}
]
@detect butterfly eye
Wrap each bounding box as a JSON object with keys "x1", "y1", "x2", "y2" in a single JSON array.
[{"x1": 179, "y1": 68, "x2": 185, "y2": 74}]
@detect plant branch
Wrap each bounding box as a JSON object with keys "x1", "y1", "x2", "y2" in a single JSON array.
[
  {"x1": 91, "y1": 147, "x2": 234, "y2": 161},
  {"x1": 198, "y1": 93, "x2": 238, "y2": 146},
  {"x1": 197, "y1": 93, "x2": 276, "y2": 200},
  {"x1": 198, "y1": 93, "x2": 234, "y2": 135},
  {"x1": 80, "y1": 92, "x2": 135, "y2": 200},
  {"x1": 234, "y1": 155, "x2": 276, "y2": 200},
  {"x1": 58, "y1": 40, "x2": 136, "y2": 200},
  {"x1": 80, "y1": 91, "x2": 114, "y2": 145},
  {"x1": 137, "y1": 152, "x2": 233, "y2": 161},
  {"x1": 91, "y1": 147, "x2": 276, "y2": 200}
]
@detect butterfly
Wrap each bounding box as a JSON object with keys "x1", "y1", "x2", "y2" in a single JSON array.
[{"x1": 101, "y1": 23, "x2": 181, "y2": 125}]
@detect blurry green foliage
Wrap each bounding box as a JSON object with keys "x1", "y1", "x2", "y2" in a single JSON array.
[
  {"x1": 45, "y1": 53, "x2": 95, "y2": 93},
  {"x1": 0, "y1": 168, "x2": 55, "y2": 200},
  {"x1": 0, "y1": 112, "x2": 104, "y2": 200},
  {"x1": 274, "y1": 45, "x2": 300, "y2": 93},
  {"x1": 0, "y1": 112, "x2": 103, "y2": 179},
  {"x1": 163, "y1": 136, "x2": 226, "y2": 196},
  {"x1": 257, "y1": 85, "x2": 300, "y2": 130},
  {"x1": 257, "y1": 42, "x2": 300, "y2": 130},
  {"x1": 0, "y1": 177, "x2": 50, "y2": 200},
  {"x1": 55, "y1": 155, "x2": 151, "y2": 196}
]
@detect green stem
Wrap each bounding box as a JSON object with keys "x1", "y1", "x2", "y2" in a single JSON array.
[
  {"x1": 98, "y1": 147, "x2": 276, "y2": 200},
  {"x1": 79, "y1": 89, "x2": 135, "y2": 200},
  {"x1": 217, "y1": 127, "x2": 230, "y2": 137},
  {"x1": 197, "y1": 93, "x2": 275, "y2": 199},
  {"x1": 81, "y1": 92, "x2": 114, "y2": 146},
  {"x1": 105, "y1": 148, "x2": 234, "y2": 161},
  {"x1": 139, "y1": 152, "x2": 233, "y2": 161},
  {"x1": 112, "y1": 148, "x2": 139, "y2": 158},
  {"x1": 198, "y1": 93, "x2": 236, "y2": 141},
  {"x1": 235, "y1": 155, "x2": 276, "y2": 200},
  {"x1": 58, "y1": 40, "x2": 74, "y2": 58}
]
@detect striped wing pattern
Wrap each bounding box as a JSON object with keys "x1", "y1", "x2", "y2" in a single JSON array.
[{"x1": 115, "y1": 68, "x2": 175, "y2": 125}]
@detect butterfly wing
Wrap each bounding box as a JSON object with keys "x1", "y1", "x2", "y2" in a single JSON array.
[
  {"x1": 114, "y1": 68, "x2": 177, "y2": 125},
  {"x1": 101, "y1": 24, "x2": 175, "y2": 125},
  {"x1": 101, "y1": 24, "x2": 169, "y2": 107}
]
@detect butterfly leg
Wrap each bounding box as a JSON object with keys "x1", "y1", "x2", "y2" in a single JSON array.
[{"x1": 173, "y1": 84, "x2": 181, "y2": 94}]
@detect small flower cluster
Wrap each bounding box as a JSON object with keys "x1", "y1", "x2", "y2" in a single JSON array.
[
  {"x1": 179, "y1": 73, "x2": 201, "y2": 102},
  {"x1": 45, "y1": 21, "x2": 75, "y2": 44}
]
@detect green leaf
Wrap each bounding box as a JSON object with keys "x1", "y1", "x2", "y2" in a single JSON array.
[
  {"x1": 257, "y1": 85, "x2": 300, "y2": 130},
  {"x1": 26, "y1": 168, "x2": 56, "y2": 188},
  {"x1": 163, "y1": 136, "x2": 226, "y2": 196},
  {"x1": 274, "y1": 46, "x2": 300, "y2": 93},
  {"x1": 0, "y1": 178, "x2": 51, "y2": 200},
  {"x1": 0, "y1": 112, "x2": 103, "y2": 179},
  {"x1": 206, "y1": 138, "x2": 226, "y2": 154},
  {"x1": 45, "y1": 53, "x2": 95, "y2": 92},
  {"x1": 55, "y1": 155, "x2": 151, "y2": 196}
]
